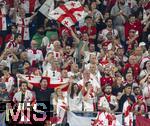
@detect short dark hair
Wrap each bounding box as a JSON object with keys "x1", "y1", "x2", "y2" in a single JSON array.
[
  {"x1": 14, "y1": 33, "x2": 22, "y2": 40},
  {"x1": 133, "y1": 86, "x2": 140, "y2": 91},
  {"x1": 105, "y1": 17, "x2": 112, "y2": 23},
  {"x1": 40, "y1": 77, "x2": 49, "y2": 83},
  {"x1": 124, "y1": 84, "x2": 132, "y2": 89},
  {"x1": 23, "y1": 61, "x2": 31, "y2": 66},
  {"x1": 3, "y1": 67, "x2": 9, "y2": 72},
  {"x1": 85, "y1": 16, "x2": 92, "y2": 20},
  {"x1": 19, "y1": 81, "x2": 28, "y2": 87}
]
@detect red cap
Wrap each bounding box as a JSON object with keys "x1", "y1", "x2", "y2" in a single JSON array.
[
  {"x1": 102, "y1": 40, "x2": 111, "y2": 47},
  {"x1": 137, "y1": 95, "x2": 144, "y2": 100}
]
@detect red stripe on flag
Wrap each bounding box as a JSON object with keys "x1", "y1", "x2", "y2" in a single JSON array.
[
  {"x1": 21, "y1": 18, "x2": 24, "y2": 40},
  {"x1": 57, "y1": 5, "x2": 84, "y2": 24},
  {"x1": 0, "y1": 10, "x2": 2, "y2": 30},
  {"x1": 29, "y1": 82, "x2": 68, "y2": 91},
  {"x1": 29, "y1": 0, "x2": 36, "y2": 13}
]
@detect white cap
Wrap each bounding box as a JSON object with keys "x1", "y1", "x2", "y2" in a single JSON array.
[
  {"x1": 139, "y1": 42, "x2": 146, "y2": 47},
  {"x1": 76, "y1": 31, "x2": 81, "y2": 35}
]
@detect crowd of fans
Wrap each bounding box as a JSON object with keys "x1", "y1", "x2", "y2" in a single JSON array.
[{"x1": 0, "y1": 0, "x2": 150, "y2": 125}]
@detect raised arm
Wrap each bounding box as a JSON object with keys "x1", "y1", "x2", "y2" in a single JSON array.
[
  {"x1": 70, "y1": 28, "x2": 80, "y2": 44},
  {"x1": 17, "y1": 74, "x2": 33, "y2": 89},
  {"x1": 140, "y1": 73, "x2": 149, "y2": 86}
]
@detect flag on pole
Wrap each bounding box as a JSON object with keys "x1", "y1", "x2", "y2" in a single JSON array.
[
  {"x1": 39, "y1": 0, "x2": 54, "y2": 18},
  {"x1": 48, "y1": 1, "x2": 85, "y2": 27}
]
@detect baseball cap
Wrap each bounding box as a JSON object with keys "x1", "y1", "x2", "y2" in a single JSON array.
[{"x1": 139, "y1": 42, "x2": 146, "y2": 47}]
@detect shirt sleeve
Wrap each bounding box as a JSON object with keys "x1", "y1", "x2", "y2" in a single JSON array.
[{"x1": 32, "y1": 86, "x2": 38, "y2": 92}]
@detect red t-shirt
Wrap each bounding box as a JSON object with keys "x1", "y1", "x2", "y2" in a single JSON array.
[
  {"x1": 124, "y1": 20, "x2": 143, "y2": 40},
  {"x1": 80, "y1": 25, "x2": 97, "y2": 43},
  {"x1": 122, "y1": 63, "x2": 140, "y2": 80},
  {"x1": 100, "y1": 77, "x2": 113, "y2": 88}
]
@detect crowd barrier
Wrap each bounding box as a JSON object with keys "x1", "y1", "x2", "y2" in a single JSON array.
[{"x1": 0, "y1": 108, "x2": 150, "y2": 126}]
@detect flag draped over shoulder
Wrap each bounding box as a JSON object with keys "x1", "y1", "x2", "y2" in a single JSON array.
[
  {"x1": 39, "y1": 0, "x2": 54, "y2": 18},
  {"x1": 48, "y1": 1, "x2": 85, "y2": 27},
  {"x1": 136, "y1": 116, "x2": 150, "y2": 126}
]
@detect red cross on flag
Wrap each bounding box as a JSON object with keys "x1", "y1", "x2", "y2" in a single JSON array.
[
  {"x1": 17, "y1": 74, "x2": 68, "y2": 90},
  {"x1": 48, "y1": 1, "x2": 85, "y2": 27}
]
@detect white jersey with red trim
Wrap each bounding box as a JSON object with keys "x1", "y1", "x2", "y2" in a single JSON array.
[
  {"x1": 53, "y1": 51, "x2": 62, "y2": 60},
  {"x1": 13, "y1": 90, "x2": 34, "y2": 110},
  {"x1": 101, "y1": 28, "x2": 118, "y2": 40},
  {"x1": 0, "y1": 6, "x2": 7, "y2": 31},
  {"x1": 20, "y1": 0, "x2": 40, "y2": 14},
  {"x1": 43, "y1": 69, "x2": 61, "y2": 80},
  {"x1": 98, "y1": 95, "x2": 118, "y2": 111},
  {"x1": 5, "y1": 40, "x2": 19, "y2": 50},
  {"x1": 77, "y1": 77, "x2": 101, "y2": 92},
  {"x1": 16, "y1": 16, "x2": 30, "y2": 40},
  {"x1": 2, "y1": 76, "x2": 14, "y2": 92},
  {"x1": 53, "y1": 92, "x2": 68, "y2": 114},
  {"x1": 27, "y1": 49, "x2": 43, "y2": 66}
]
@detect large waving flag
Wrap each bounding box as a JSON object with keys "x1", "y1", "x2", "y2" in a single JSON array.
[
  {"x1": 48, "y1": 1, "x2": 85, "y2": 27},
  {"x1": 39, "y1": 0, "x2": 54, "y2": 18},
  {"x1": 17, "y1": 74, "x2": 68, "y2": 89}
]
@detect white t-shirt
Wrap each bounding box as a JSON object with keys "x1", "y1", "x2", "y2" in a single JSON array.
[
  {"x1": 67, "y1": 92, "x2": 83, "y2": 111},
  {"x1": 13, "y1": 90, "x2": 34, "y2": 110},
  {"x1": 83, "y1": 95, "x2": 96, "y2": 112}
]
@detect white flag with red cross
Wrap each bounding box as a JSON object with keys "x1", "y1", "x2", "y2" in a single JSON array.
[
  {"x1": 122, "y1": 100, "x2": 133, "y2": 126},
  {"x1": 48, "y1": 1, "x2": 85, "y2": 27},
  {"x1": 17, "y1": 74, "x2": 68, "y2": 90}
]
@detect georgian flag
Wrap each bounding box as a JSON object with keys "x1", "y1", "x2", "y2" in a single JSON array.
[
  {"x1": 122, "y1": 100, "x2": 133, "y2": 126},
  {"x1": 48, "y1": 1, "x2": 85, "y2": 27},
  {"x1": 39, "y1": 0, "x2": 54, "y2": 18},
  {"x1": 91, "y1": 112, "x2": 119, "y2": 126},
  {"x1": 67, "y1": 111, "x2": 122, "y2": 126},
  {"x1": 17, "y1": 74, "x2": 68, "y2": 89}
]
